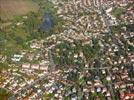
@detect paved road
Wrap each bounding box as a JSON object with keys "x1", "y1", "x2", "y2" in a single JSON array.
[
  {"x1": 107, "y1": 68, "x2": 115, "y2": 100},
  {"x1": 8, "y1": 71, "x2": 72, "y2": 100},
  {"x1": 99, "y1": 7, "x2": 112, "y2": 34},
  {"x1": 98, "y1": 5, "x2": 116, "y2": 99},
  {"x1": 8, "y1": 73, "x2": 49, "y2": 100},
  {"x1": 9, "y1": 2, "x2": 119, "y2": 100},
  {"x1": 85, "y1": 67, "x2": 111, "y2": 70}
]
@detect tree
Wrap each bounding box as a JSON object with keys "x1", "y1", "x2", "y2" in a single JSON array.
[
  {"x1": 0, "y1": 88, "x2": 13, "y2": 100},
  {"x1": 15, "y1": 36, "x2": 24, "y2": 45}
]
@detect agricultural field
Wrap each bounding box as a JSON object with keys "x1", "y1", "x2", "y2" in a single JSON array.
[{"x1": 0, "y1": 0, "x2": 39, "y2": 21}]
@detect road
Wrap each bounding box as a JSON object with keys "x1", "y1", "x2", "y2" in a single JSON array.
[
  {"x1": 9, "y1": 2, "x2": 118, "y2": 100},
  {"x1": 8, "y1": 70, "x2": 73, "y2": 100},
  {"x1": 107, "y1": 68, "x2": 115, "y2": 100},
  {"x1": 8, "y1": 73, "x2": 50, "y2": 100},
  {"x1": 98, "y1": 5, "x2": 116, "y2": 99}
]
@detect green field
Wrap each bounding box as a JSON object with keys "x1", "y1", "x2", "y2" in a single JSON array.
[
  {"x1": 0, "y1": 0, "x2": 64, "y2": 56},
  {"x1": 0, "y1": 0, "x2": 39, "y2": 21}
]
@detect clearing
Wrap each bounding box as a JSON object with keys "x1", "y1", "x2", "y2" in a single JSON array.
[{"x1": 0, "y1": 0, "x2": 39, "y2": 21}]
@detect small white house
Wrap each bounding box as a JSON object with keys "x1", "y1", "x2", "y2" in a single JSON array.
[{"x1": 22, "y1": 63, "x2": 30, "y2": 69}]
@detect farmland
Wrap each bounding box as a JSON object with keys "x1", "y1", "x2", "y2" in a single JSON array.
[{"x1": 0, "y1": 0, "x2": 39, "y2": 21}]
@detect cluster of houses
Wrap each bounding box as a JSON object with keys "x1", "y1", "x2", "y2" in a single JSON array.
[
  {"x1": 53, "y1": 0, "x2": 109, "y2": 35},
  {"x1": 0, "y1": 67, "x2": 40, "y2": 96},
  {"x1": 39, "y1": 22, "x2": 134, "y2": 100},
  {"x1": 0, "y1": 0, "x2": 133, "y2": 99},
  {"x1": 22, "y1": 62, "x2": 48, "y2": 71},
  {"x1": 103, "y1": 0, "x2": 134, "y2": 24},
  {"x1": 0, "y1": 55, "x2": 7, "y2": 63}
]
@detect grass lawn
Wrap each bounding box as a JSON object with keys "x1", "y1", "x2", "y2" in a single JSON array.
[
  {"x1": 0, "y1": 0, "x2": 39, "y2": 21},
  {"x1": 0, "y1": 88, "x2": 13, "y2": 100},
  {"x1": 112, "y1": 7, "x2": 126, "y2": 18}
]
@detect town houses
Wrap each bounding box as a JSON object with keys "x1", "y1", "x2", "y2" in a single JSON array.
[{"x1": 0, "y1": 0, "x2": 133, "y2": 100}]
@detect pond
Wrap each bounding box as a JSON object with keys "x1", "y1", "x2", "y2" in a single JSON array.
[{"x1": 40, "y1": 13, "x2": 54, "y2": 31}]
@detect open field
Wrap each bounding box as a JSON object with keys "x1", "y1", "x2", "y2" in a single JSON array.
[{"x1": 0, "y1": 0, "x2": 39, "y2": 21}]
